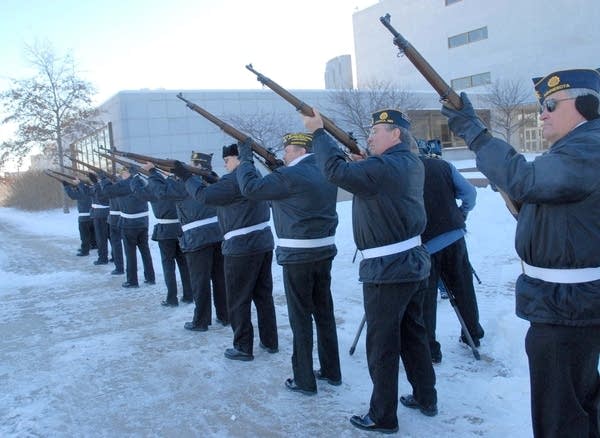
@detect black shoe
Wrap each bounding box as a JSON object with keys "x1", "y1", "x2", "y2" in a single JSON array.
[
  {"x1": 284, "y1": 378, "x2": 316, "y2": 396},
  {"x1": 76, "y1": 251, "x2": 89, "y2": 256},
  {"x1": 431, "y1": 351, "x2": 442, "y2": 364},
  {"x1": 224, "y1": 348, "x2": 253, "y2": 361},
  {"x1": 181, "y1": 297, "x2": 193, "y2": 303},
  {"x1": 111, "y1": 269, "x2": 124, "y2": 275},
  {"x1": 184, "y1": 321, "x2": 208, "y2": 332},
  {"x1": 399, "y1": 394, "x2": 438, "y2": 417},
  {"x1": 144, "y1": 279, "x2": 155, "y2": 285},
  {"x1": 121, "y1": 281, "x2": 139, "y2": 288},
  {"x1": 314, "y1": 369, "x2": 342, "y2": 386},
  {"x1": 161, "y1": 300, "x2": 178, "y2": 307},
  {"x1": 215, "y1": 318, "x2": 230, "y2": 327},
  {"x1": 93, "y1": 259, "x2": 109, "y2": 265},
  {"x1": 349, "y1": 413, "x2": 398, "y2": 434},
  {"x1": 259, "y1": 342, "x2": 278, "y2": 354}
]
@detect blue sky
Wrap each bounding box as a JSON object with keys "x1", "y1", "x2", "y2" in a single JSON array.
[{"x1": 0, "y1": 0, "x2": 376, "y2": 106}]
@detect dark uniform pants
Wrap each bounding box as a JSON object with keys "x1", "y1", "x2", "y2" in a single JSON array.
[
  {"x1": 122, "y1": 227, "x2": 155, "y2": 285},
  {"x1": 93, "y1": 217, "x2": 109, "y2": 263},
  {"x1": 78, "y1": 220, "x2": 94, "y2": 253},
  {"x1": 282, "y1": 258, "x2": 341, "y2": 391},
  {"x1": 526, "y1": 323, "x2": 600, "y2": 438},
  {"x1": 109, "y1": 223, "x2": 124, "y2": 272},
  {"x1": 185, "y1": 243, "x2": 227, "y2": 327},
  {"x1": 224, "y1": 251, "x2": 278, "y2": 355},
  {"x1": 158, "y1": 239, "x2": 192, "y2": 303},
  {"x1": 364, "y1": 281, "x2": 437, "y2": 430},
  {"x1": 423, "y1": 237, "x2": 483, "y2": 356}
]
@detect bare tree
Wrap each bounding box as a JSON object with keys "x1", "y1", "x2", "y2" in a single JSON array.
[
  {"x1": 482, "y1": 79, "x2": 535, "y2": 143},
  {"x1": 325, "y1": 79, "x2": 425, "y2": 145},
  {"x1": 226, "y1": 110, "x2": 298, "y2": 155},
  {"x1": 0, "y1": 40, "x2": 101, "y2": 211}
]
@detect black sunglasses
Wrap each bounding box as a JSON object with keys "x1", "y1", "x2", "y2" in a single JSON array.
[{"x1": 539, "y1": 97, "x2": 575, "y2": 114}]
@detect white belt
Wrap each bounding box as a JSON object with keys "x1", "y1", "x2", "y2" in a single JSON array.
[
  {"x1": 110, "y1": 210, "x2": 121, "y2": 216},
  {"x1": 120, "y1": 211, "x2": 150, "y2": 219},
  {"x1": 224, "y1": 221, "x2": 270, "y2": 240},
  {"x1": 78, "y1": 212, "x2": 90, "y2": 217},
  {"x1": 181, "y1": 216, "x2": 218, "y2": 232},
  {"x1": 361, "y1": 235, "x2": 422, "y2": 260},
  {"x1": 277, "y1": 236, "x2": 335, "y2": 249},
  {"x1": 521, "y1": 261, "x2": 600, "y2": 284},
  {"x1": 92, "y1": 204, "x2": 109, "y2": 209},
  {"x1": 156, "y1": 218, "x2": 180, "y2": 224}
]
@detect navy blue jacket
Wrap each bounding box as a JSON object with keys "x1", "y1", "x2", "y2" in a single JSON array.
[
  {"x1": 312, "y1": 128, "x2": 430, "y2": 284},
  {"x1": 186, "y1": 168, "x2": 274, "y2": 257},
  {"x1": 63, "y1": 182, "x2": 93, "y2": 222},
  {"x1": 471, "y1": 119, "x2": 600, "y2": 326},
  {"x1": 99, "y1": 176, "x2": 149, "y2": 229},
  {"x1": 237, "y1": 154, "x2": 337, "y2": 265}
]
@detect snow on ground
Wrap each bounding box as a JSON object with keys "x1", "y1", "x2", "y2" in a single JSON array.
[{"x1": 0, "y1": 163, "x2": 536, "y2": 437}]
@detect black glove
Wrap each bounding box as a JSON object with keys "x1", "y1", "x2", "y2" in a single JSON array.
[
  {"x1": 441, "y1": 92, "x2": 487, "y2": 148},
  {"x1": 172, "y1": 160, "x2": 193, "y2": 181},
  {"x1": 61, "y1": 181, "x2": 69, "y2": 188},
  {"x1": 237, "y1": 138, "x2": 254, "y2": 163},
  {"x1": 88, "y1": 172, "x2": 98, "y2": 184}
]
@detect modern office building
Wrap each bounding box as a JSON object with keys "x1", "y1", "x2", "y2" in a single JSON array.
[{"x1": 325, "y1": 55, "x2": 353, "y2": 90}]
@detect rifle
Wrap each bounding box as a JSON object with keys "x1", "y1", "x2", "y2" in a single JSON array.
[
  {"x1": 44, "y1": 169, "x2": 77, "y2": 186},
  {"x1": 245, "y1": 64, "x2": 362, "y2": 156},
  {"x1": 379, "y1": 14, "x2": 520, "y2": 219},
  {"x1": 68, "y1": 156, "x2": 115, "y2": 181},
  {"x1": 97, "y1": 152, "x2": 152, "y2": 177},
  {"x1": 108, "y1": 147, "x2": 219, "y2": 184},
  {"x1": 176, "y1": 92, "x2": 284, "y2": 172},
  {"x1": 62, "y1": 165, "x2": 94, "y2": 183}
]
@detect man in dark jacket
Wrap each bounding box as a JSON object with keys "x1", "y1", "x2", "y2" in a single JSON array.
[
  {"x1": 236, "y1": 133, "x2": 341, "y2": 395},
  {"x1": 419, "y1": 151, "x2": 483, "y2": 364},
  {"x1": 303, "y1": 108, "x2": 436, "y2": 433},
  {"x1": 175, "y1": 144, "x2": 278, "y2": 362},
  {"x1": 63, "y1": 180, "x2": 94, "y2": 256},
  {"x1": 141, "y1": 160, "x2": 227, "y2": 330},
  {"x1": 87, "y1": 173, "x2": 111, "y2": 266},
  {"x1": 131, "y1": 170, "x2": 192, "y2": 307},
  {"x1": 442, "y1": 68, "x2": 600, "y2": 437},
  {"x1": 99, "y1": 167, "x2": 155, "y2": 288}
]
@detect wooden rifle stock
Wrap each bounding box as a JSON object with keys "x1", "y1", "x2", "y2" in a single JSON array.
[
  {"x1": 44, "y1": 169, "x2": 77, "y2": 185},
  {"x1": 176, "y1": 93, "x2": 284, "y2": 172},
  {"x1": 109, "y1": 148, "x2": 218, "y2": 184},
  {"x1": 68, "y1": 156, "x2": 115, "y2": 181},
  {"x1": 380, "y1": 13, "x2": 520, "y2": 218},
  {"x1": 245, "y1": 64, "x2": 362, "y2": 155},
  {"x1": 97, "y1": 152, "x2": 153, "y2": 177}
]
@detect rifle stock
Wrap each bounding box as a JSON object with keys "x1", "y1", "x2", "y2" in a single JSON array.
[
  {"x1": 109, "y1": 148, "x2": 218, "y2": 184},
  {"x1": 380, "y1": 13, "x2": 520, "y2": 218},
  {"x1": 45, "y1": 169, "x2": 77, "y2": 185},
  {"x1": 176, "y1": 92, "x2": 284, "y2": 172},
  {"x1": 68, "y1": 156, "x2": 115, "y2": 180},
  {"x1": 97, "y1": 152, "x2": 152, "y2": 177},
  {"x1": 245, "y1": 64, "x2": 362, "y2": 155}
]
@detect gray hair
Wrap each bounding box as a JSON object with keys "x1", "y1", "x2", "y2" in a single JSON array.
[{"x1": 563, "y1": 87, "x2": 600, "y2": 112}]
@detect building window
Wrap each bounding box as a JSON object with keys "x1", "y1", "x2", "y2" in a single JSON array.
[
  {"x1": 448, "y1": 26, "x2": 488, "y2": 48},
  {"x1": 451, "y1": 72, "x2": 491, "y2": 90},
  {"x1": 445, "y1": 0, "x2": 462, "y2": 5}
]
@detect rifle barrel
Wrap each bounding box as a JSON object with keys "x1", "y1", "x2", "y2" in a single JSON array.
[{"x1": 245, "y1": 64, "x2": 362, "y2": 155}]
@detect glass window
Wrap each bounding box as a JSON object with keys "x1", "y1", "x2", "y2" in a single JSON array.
[
  {"x1": 471, "y1": 72, "x2": 491, "y2": 87},
  {"x1": 468, "y1": 27, "x2": 488, "y2": 43},
  {"x1": 445, "y1": 0, "x2": 462, "y2": 5},
  {"x1": 448, "y1": 32, "x2": 468, "y2": 48},
  {"x1": 449, "y1": 26, "x2": 488, "y2": 48},
  {"x1": 451, "y1": 76, "x2": 472, "y2": 90}
]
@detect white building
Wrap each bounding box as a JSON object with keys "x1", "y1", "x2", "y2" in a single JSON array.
[
  {"x1": 353, "y1": 0, "x2": 600, "y2": 95},
  {"x1": 325, "y1": 55, "x2": 353, "y2": 90}
]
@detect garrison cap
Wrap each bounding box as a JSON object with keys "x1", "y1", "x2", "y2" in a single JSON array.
[
  {"x1": 371, "y1": 108, "x2": 411, "y2": 129},
  {"x1": 533, "y1": 68, "x2": 600, "y2": 102},
  {"x1": 222, "y1": 143, "x2": 238, "y2": 158},
  {"x1": 190, "y1": 151, "x2": 213, "y2": 169},
  {"x1": 283, "y1": 133, "x2": 313, "y2": 150}
]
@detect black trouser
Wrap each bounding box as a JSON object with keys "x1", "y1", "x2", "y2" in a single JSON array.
[
  {"x1": 158, "y1": 239, "x2": 192, "y2": 303},
  {"x1": 526, "y1": 323, "x2": 600, "y2": 438},
  {"x1": 78, "y1": 220, "x2": 94, "y2": 253},
  {"x1": 282, "y1": 258, "x2": 340, "y2": 391},
  {"x1": 184, "y1": 243, "x2": 227, "y2": 326},
  {"x1": 364, "y1": 281, "x2": 436, "y2": 430},
  {"x1": 224, "y1": 251, "x2": 278, "y2": 355},
  {"x1": 92, "y1": 217, "x2": 109, "y2": 262},
  {"x1": 108, "y1": 223, "x2": 124, "y2": 272},
  {"x1": 122, "y1": 227, "x2": 155, "y2": 285},
  {"x1": 423, "y1": 237, "x2": 483, "y2": 356}
]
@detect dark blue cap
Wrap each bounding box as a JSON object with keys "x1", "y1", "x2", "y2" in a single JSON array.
[
  {"x1": 533, "y1": 68, "x2": 600, "y2": 103},
  {"x1": 371, "y1": 109, "x2": 411, "y2": 129}
]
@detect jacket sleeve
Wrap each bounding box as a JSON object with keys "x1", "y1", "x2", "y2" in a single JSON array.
[
  {"x1": 187, "y1": 174, "x2": 239, "y2": 206},
  {"x1": 449, "y1": 163, "x2": 476, "y2": 214},
  {"x1": 236, "y1": 162, "x2": 291, "y2": 200}
]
